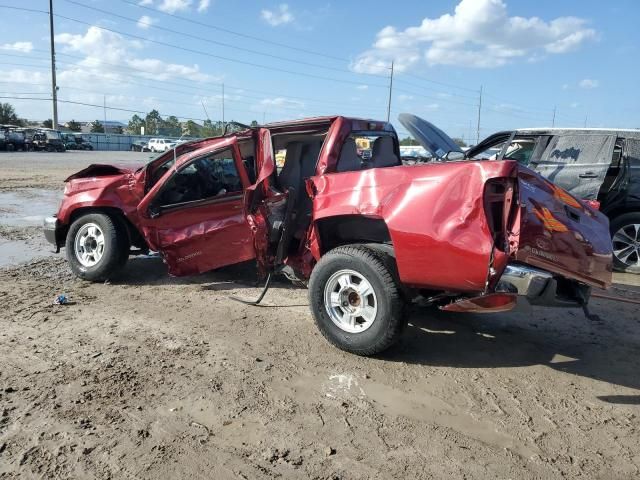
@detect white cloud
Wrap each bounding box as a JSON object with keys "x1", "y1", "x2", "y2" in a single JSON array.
[
  {"x1": 579, "y1": 78, "x2": 599, "y2": 89},
  {"x1": 356, "y1": 85, "x2": 368, "y2": 90},
  {"x1": 570, "y1": 102, "x2": 580, "y2": 108},
  {"x1": 197, "y1": 0, "x2": 210, "y2": 12},
  {"x1": 136, "y1": 15, "x2": 157, "y2": 29},
  {"x1": 261, "y1": 4, "x2": 294, "y2": 27},
  {"x1": 259, "y1": 97, "x2": 304, "y2": 109},
  {"x1": 425, "y1": 103, "x2": 439, "y2": 110},
  {"x1": 562, "y1": 83, "x2": 569, "y2": 90},
  {"x1": 398, "y1": 94, "x2": 414, "y2": 102},
  {"x1": 158, "y1": 0, "x2": 191, "y2": 13},
  {"x1": 352, "y1": 0, "x2": 597, "y2": 73},
  {"x1": 139, "y1": 0, "x2": 153, "y2": 5},
  {"x1": 55, "y1": 27, "x2": 213, "y2": 83},
  {"x1": 0, "y1": 41, "x2": 33, "y2": 53}
]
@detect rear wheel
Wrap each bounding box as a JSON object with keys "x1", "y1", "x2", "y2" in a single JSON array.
[
  {"x1": 611, "y1": 213, "x2": 640, "y2": 274},
  {"x1": 309, "y1": 245, "x2": 406, "y2": 356},
  {"x1": 66, "y1": 213, "x2": 129, "y2": 281}
]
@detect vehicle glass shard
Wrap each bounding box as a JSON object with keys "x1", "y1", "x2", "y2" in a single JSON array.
[{"x1": 535, "y1": 134, "x2": 615, "y2": 200}]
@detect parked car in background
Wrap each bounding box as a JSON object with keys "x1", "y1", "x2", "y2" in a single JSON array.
[
  {"x1": 399, "y1": 145, "x2": 431, "y2": 164},
  {"x1": 44, "y1": 115, "x2": 612, "y2": 356},
  {"x1": 1, "y1": 125, "x2": 28, "y2": 151},
  {"x1": 130, "y1": 140, "x2": 151, "y2": 152},
  {"x1": 148, "y1": 138, "x2": 177, "y2": 152},
  {"x1": 62, "y1": 133, "x2": 78, "y2": 150},
  {"x1": 73, "y1": 134, "x2": 93, "y2": 151},
  {"x1": 399, "y1": 113, "x2": 640, "y2": 273},
  {"x1": 32, "y1": 129, "x2": 66, "y2": 152}
]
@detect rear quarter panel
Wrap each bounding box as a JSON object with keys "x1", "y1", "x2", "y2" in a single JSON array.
[{"x1": 309, "y1": 161, "x2": 518, "y2": 292}]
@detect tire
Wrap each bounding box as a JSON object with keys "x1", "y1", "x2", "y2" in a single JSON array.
[
  {"x1": 308, "y1": 244, "x2": 406, "y2": 356},
  {"x1": 611, "y1": 212, "x2": 640, "y2": 274},
  {"x1": 65, "y1": 213, "x2": 130, "y2": 281}
]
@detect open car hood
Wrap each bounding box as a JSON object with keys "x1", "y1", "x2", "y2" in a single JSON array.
[{"x1": 398, "y1": 113, "x2": 463, "y2": 160}]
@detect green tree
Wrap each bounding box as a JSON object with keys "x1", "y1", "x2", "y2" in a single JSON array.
[
  {"x1": 42, "y1": 119, "x2": 53, "y2": 129},
  {"x1": 399, "y1": 136, "x2": 419, "y2": 146},
  {"x1": 113, "y1": 126, "x2": 124, "y2": 134},
  {"x1": 90, "y1": 120, "x2": 105, "y2": 133},
  {"x1": 250, "y1": 120, "x2": 259, "y2": 127},
  {"x1": 183, "y1": 120, "x2": 201, "y2": 137},
  {"x1": 127, "y1": 114, "x2": 145, "y2": 134},
  {"x1": 201, "y1": 119, "x2": 223, "y2": 137},
  {"x1": 66, "y1": 119, "x2": 82, "y2": 132},
  {"x1": 453, "y1": 137, "x2": 467, "y2": 148},
  {"x1": 0, "y1": 103, "x2": 23, "y2": 125},
  {"x1": 145, "y1": 109, "x2": 163, "y2": 135},
  {"x1": 164, "y1": 115, "x2": 181, "y2": 136}
]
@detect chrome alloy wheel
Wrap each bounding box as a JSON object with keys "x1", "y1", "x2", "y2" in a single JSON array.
[
  {"x1": 324, "y1": 269, "x2": 378, "y2": 333},
  {"x1": 613, "y1": 223, "x2": 640, "y2": 269},
  {"x1": 74, "y1": 222, "x2": 105, "y2": 267}
]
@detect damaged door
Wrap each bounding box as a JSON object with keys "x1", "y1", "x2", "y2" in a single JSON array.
[
  {"x1": 136, "y1": 141, "x2": 256, "y2": 276},
  {"x1": 243, "y1": 127, "x2": 279, "y2": 273},
  {"x1": 516, "y1": 167, "x2": 612, "y2": 289},
  {"x1": 530, "y1": 134, "x2": 616, "y2": 200}
]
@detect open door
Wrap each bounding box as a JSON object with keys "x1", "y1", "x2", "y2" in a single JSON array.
[
  {"x1": 515, "y1": 167, "x2": 612, "y2": 289},
  {"x1": 243, "y1": 128, "x2": 279, "y2": 274},
  {"x1": 136, "y1": 139, "x2": 256, "y2": 276}
]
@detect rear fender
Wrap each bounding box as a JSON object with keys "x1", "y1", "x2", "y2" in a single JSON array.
[{"x1": 309, "y1": 161, "x2": 518, "y2": 292}]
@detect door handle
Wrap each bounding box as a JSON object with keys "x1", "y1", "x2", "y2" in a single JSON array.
[{"x1": 578, "y1": 171, "x2": 597, "y2": 178}]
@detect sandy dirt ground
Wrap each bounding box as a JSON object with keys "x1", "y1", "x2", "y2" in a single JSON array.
[{"x1": 1, "y1": 151, "x2": 639, "y2": 479}]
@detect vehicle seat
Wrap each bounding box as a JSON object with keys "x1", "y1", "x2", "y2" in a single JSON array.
[
  {"x1": 278, "y1": 142, "x2": 304, "y2": 194},
  {"x1": 371, "y1": 136, "x2": 400, "y2": 168},
  {"x1": 294, "y1": 142, "x2": 322, "y2": 236},
  {"x1": 336, "y1": 138, "x2": 362, "y2": 172}
]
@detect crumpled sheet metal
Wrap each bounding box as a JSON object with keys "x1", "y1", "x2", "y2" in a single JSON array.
[{"x1": 310, "y1": 160, "x2": 518, "y2": 292}]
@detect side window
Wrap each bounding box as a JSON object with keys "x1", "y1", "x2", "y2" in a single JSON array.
[{"x1": 157, "y1": 149, "x2": 242, "y2": 207}]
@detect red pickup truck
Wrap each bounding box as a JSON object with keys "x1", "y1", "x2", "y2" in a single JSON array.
[{"x1": 44, "y1": 115, "x2": 613, "y2": 355}]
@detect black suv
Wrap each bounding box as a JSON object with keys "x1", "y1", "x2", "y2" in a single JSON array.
[{"x1": 399, "y1": 114, "x2": 640, "y2": 273}]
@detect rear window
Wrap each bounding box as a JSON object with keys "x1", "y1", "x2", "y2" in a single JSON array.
[{"x1": 336, "y1": 132, "x2": 400, "y2": 172}]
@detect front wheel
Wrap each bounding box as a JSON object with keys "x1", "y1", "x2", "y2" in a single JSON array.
[
  {"x1": 611, "y1": 213, "x2": 640, "y2": 274},
  {"x1": 65, "y1": 213, "x2": 130, "y2": 281},
  {"x1": 308, "y1": 245, "x2": 406, "y2": 356}
]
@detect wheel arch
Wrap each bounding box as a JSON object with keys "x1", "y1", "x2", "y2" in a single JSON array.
[
  {"x1": 313, "y1": 215, "x2": 393, "y2": 256},
  {"x1": 65, "y1": 206, "x2": 146, "y2": 250}
]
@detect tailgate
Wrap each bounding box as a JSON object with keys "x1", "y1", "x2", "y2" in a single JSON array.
[{"x1": 515, "y1": 167, "x2": 613, "y2": 289}]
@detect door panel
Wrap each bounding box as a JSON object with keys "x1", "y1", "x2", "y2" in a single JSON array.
[
  {"x1": 516, "y1": 167, "x2": 613, "y2": 289},
  {"x1": 142, "y1": 196, "x2": 254, "y2": 276},
  {"x1": 136, "y1": 141, "x2": 256, "y2": 276},
  {"x1": 533, "y1": 134, "x2": 615, "y2": 200}
]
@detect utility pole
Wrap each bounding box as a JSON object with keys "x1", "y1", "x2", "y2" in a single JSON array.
[
  {"x1": 386, "y1": 60, "x2": 394, "y2": 123},
  {"x1": 103, "y1": 95, "x2": 107, "y2": 133},
  {"x1": 221, "y1": 83, "x2": 225, "y2": 131},
  {"x1": 552, "y1": 106, "x2": 556, "y2": 127},
  {"x1": 48, "y1": 0, "x2": 59, "y2": 129},
  {"x1": 584, "y1": 114, "x2": 588, "y2": 128},
  {"x1": 476, "y1": 85, "x2": 483, "y2": 144}
]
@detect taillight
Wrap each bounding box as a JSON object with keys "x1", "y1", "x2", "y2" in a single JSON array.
[
  {"x1": 583, "y1": 199, "x2": 600, "y2": 211},
  {"x1": 484, "y1": 178, "x2": 517, "y2": 252}
]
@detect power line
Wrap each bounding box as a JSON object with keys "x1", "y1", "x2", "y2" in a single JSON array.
[
  {"x1": 63, "y1": 0, "x2": 388, "y2": 79},
  {"x1": 0, "y1": 6, "x2": 390, "y2": 89},
  {"x1": 0, "y1": 50, "x2": 390, "y2": 115},
  {"x1": 118, "y1": 0, "x2": 348, "y2": 63}
]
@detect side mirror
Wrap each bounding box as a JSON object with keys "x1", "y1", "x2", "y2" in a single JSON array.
[{"x1": 444, "y1": 151, "x2": 465, "y2": 161}]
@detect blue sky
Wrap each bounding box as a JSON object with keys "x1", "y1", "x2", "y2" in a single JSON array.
[{"x1": 0, "y1": 0, "x2": 638, "y2": 142}]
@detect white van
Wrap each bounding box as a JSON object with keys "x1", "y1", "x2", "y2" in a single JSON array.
[{"x1": 148, "y1": 138, "x2": 177, "y2": 152}]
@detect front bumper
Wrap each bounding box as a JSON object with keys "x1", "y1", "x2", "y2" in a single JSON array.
[
  {"x1": 43, "y1": 216, "x2": 63, "y2": 252},
  {"x1": 498, "y1": 263, "x2": 591, "y2": 307}
]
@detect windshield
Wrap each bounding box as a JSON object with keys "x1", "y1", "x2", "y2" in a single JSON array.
[{"x1": 45, "y1": 131, "x2": 61, "y2": 140}]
